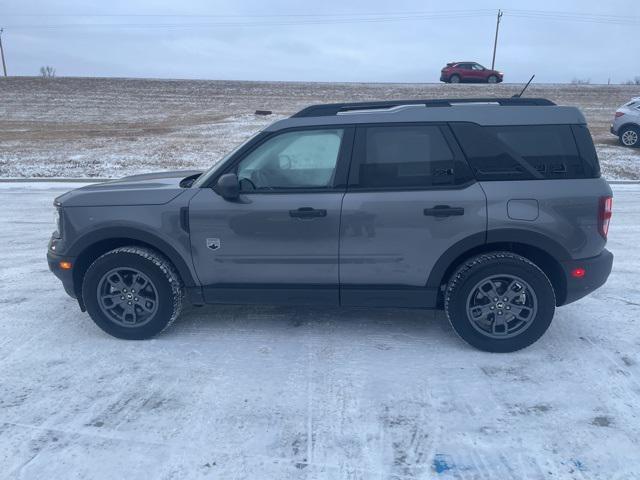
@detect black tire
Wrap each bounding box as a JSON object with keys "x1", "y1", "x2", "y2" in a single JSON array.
[
  {"x1": 82, "y1": 246, "x2": 184, "y2": 340},
  {"x1": 487, "y1": 75, "x2": 498, "y2": 84},
  {"x1": 449, "y1": 74, "x2": 461, "y2": 84},
  {"x1": 444, "y1": 252, "x2": 555, "y2": 353},
  {"x1": 619, "y1": 125, "x2": 640, "y2": 148}
]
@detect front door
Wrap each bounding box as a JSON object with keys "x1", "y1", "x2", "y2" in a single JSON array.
[
  {"x1": 339, "y1": 124, "x2": 487, "y2": 307},
  {"x1": 189, "y1": 127, "x2": 353, "y2": 305}
]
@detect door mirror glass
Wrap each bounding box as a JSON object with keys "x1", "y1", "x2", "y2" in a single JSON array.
[{"x1": 214, "y1": 173, "x2": 240, "y2": 200}]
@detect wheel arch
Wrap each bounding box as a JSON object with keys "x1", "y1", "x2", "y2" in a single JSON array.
[
  {"x1": 618, "y1": 122, "x2": 640, "y2": 132},
  {"x1": 69, "y1": 227, "x2": 198, "y2": 305},
  {"x1": 427, "y1": 230, "x2": 570, "y2": 306}
]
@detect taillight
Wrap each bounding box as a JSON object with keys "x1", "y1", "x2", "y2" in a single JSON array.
[
  {"x1": 599, "y1": 196, "x2": 613, "y2": 239},
  {"x1": 614, "y1": 112, "x2": 625, "y2": 118}
]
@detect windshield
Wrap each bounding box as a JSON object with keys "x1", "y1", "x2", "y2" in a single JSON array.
[{"x1": 192, "y1": 132, "x2": 263, "y2": 188}]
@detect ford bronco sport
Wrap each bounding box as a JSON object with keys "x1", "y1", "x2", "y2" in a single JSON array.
[{"x1": 48, "y1": 98, "x2": 613, "y2": 352}]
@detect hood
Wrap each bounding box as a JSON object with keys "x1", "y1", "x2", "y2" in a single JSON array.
[{"x1": 56, "y1": 170, "x2": 202, "y2": 207}]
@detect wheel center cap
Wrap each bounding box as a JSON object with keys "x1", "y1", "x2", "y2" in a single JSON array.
[
  {"x1": 496, "y1": 302, "x2": 504, "y2": 309},
  {"x1": 127, "y1": 294, "x2": 132, "y2": 299}
]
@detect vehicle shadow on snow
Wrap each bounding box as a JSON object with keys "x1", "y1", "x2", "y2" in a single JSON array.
[{"x1": 172, "y1": 303, "x2": 464, "y2": 346}]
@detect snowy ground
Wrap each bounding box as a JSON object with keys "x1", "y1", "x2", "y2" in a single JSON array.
[
  {"x1": 0, "y1": 78, "x2": 639, "y2": 180},
  {"x1": 0, "y1": 182, "x2": 639, "y2": 479}
]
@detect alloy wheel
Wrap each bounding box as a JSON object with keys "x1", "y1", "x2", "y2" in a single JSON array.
[
  {"x1": 465, "y1": 274, "x2": 538, "y2": 339},
  {"x1": 97, "y1": 267, "x2": 159, "y2": 327},
  {"x1": 621, "y1": 129, "x2": 638, "y2": 146}
]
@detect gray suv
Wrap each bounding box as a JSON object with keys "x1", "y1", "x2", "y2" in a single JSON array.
[{"x1": 48, "y1": 98, "x2": 614, "y2": 352}]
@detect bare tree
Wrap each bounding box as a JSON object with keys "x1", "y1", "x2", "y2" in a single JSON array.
[
  {"x1": 39, "y1": 66, "x2": 56, "y2": 78},
  {"x1": 622, "y1": 77, "x2": 640, "y2": 85},
  {"x1": 571, "y1": 78, "x2": 591, "y2": 85}
]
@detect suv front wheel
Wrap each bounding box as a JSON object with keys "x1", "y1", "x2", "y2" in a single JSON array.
[
  {"x1": 82, "y1": 246, "x2": 184, "y2": 339},
  {"x1": 444, "y1": 252, "x2": 555, "y2": 352}
]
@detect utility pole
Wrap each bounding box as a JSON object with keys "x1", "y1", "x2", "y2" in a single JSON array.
[
  {"x1": 0, "y1": 29, "x2": 7, "y2": 77},
  {"x1": 491, "y1": 9, "x2": 503, "y2": 71}
]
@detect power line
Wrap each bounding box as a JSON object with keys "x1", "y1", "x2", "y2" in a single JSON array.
[
  {"x1": 0, "y1": 12, "x2": 497, "y2": 30},
  {"x1": 1, "y1": 9, "x2": 637, "y2": 30},
  {"x1": 2, "y1": 9, "x2": 496, "y2": 18},
  {"x1": 503, "y1": 9, "x2": 640, "y2": 26}
]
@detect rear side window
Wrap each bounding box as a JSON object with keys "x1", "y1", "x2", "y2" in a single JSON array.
[
  {"x1": 349, "y1": 125, "x2": 471, "y2": 189},
  {"x1": 571, "y1": 125, "x2": 601, "y2": 177},
  {"x1": 451, "y1": 123, "x2": 600, "y2": 181}
]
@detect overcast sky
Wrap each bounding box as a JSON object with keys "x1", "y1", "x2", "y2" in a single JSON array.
[{"x1": 2, "y1": 0, "x2": 639, "y2": 84}]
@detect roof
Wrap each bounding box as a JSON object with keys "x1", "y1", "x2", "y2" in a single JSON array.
[{"x1": 263, "y1": 98, "x2": 586, "y2": 132}]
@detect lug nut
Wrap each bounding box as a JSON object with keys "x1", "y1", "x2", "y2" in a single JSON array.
[
  {"x1": 134, "y1": 297, "x2": 138, "y2": 301},
  {"x1": 127, "y1": 301, "x2": 132, "y2": 305},
  {"x1": 120, "y1": 296, "x2": 125, "y2": 300},
  {"x1": 497, "y1": 311, "x2": 503, "y2": 315},
  {"x1": 493, "y1": 297, "x2": 498, "y2": 302}
]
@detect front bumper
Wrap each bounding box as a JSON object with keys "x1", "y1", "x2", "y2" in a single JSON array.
[
  {"x1": 47, "y1": 250, "x2": 77, "y2": 299},
  {"x1": 560, "y1": 249, "x2": 613, "y2": 305}
]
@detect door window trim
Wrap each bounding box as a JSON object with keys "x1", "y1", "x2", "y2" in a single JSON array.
[
  {"x1": 203, "y1": 126, "x2": 355, "y2": 193},
  {"x1": 346, "y1": 122, "x2": 476, "y2": 192}
]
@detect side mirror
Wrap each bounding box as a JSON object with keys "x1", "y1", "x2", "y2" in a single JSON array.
[{"x1": 213, "y1": 173, "x2": 240, "y2": 200}]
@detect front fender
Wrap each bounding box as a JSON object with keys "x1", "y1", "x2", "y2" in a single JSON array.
[{"x1": 67, "y1": 222, "x2": 198, "y2": 288}]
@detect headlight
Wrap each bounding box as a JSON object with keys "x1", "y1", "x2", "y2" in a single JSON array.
[{"x1": 54, "y1": 205, "x2": 62, "y2": 238}]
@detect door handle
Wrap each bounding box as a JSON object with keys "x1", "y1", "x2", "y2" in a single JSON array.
[
  {"x1": 289, "y1": 207, "x2": 327, "y2": 219},
  {"x1": 423, "y1": 205, "x2": 465, "y2": 217}
]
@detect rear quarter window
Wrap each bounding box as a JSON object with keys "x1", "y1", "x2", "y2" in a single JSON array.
[{"x1": 450, "y1": 123, "x2": 600, "y2": 181}]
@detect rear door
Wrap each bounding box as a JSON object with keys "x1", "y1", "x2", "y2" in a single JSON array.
[
  {"x1": 456, "y1": 63, "x2": 472, "y2": 81},
  {"x1": 189, "y1": 127, "x2": 353, "y2": 305},
  {"x1": 339, "y1": 124, "x2": 487, "y2": 307}
]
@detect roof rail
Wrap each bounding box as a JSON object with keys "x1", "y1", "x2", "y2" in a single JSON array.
[{"x1": 292, "y1": 97, "x2": 556, "y2": 118}]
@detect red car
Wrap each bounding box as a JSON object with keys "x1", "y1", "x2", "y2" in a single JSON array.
[{"x1": 440, "y1": 62, "x2": 503, "y2": 84}]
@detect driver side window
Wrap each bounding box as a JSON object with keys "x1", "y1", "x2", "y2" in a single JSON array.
[{"x1": 236, "y1": 129, "x2": 344, "y2": 190}]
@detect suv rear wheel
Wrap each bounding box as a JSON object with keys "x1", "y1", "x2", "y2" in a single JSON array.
[
  {"x1": 449, "y1": 74, "x2": 461, "y2": 84},
  {"x1": 444, "y1": 252, "x2": 555, "y2": 352},
  {"x1": 82, "y1": 246, "x2": 184, "y2": 339},
  {"x1": 619, "y1": 125, "x2": 639, "y2": 147}
]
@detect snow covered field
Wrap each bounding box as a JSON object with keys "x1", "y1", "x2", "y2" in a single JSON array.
[
  {"x1": 0, "y1": 182, "x2": 639, "y2": 480},
  {"x1": 0, "y1": 78, "x2": 639, "y2": 180}
]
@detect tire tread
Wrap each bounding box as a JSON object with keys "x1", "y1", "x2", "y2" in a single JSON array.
[
  {"x1": 444, "y1": 251, "x2": 555, "y2": 352},
  {"x1": 84, "y1": 246, "x2": 184, "y2": 337}
]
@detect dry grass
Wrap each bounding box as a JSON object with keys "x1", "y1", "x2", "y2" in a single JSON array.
[{"x1": 0, "y1": 77, "x2": 638, "y2": 178}]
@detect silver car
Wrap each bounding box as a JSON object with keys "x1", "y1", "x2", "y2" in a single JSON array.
[{"x1": 611, "y1": 97, "x2": 640, "y2": 147}]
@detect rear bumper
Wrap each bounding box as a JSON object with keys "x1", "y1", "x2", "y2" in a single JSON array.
[
  {"x1": 560, "y1": 249, "x2": 613, "y2": 305},
  {"x1": 47, "y1": 250, "x2": 77, "y2": 299}
]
